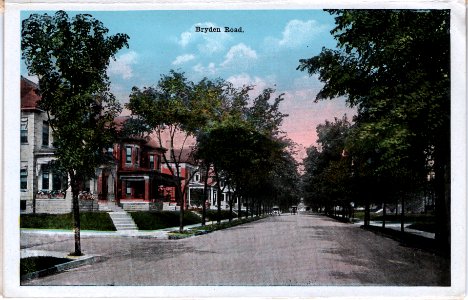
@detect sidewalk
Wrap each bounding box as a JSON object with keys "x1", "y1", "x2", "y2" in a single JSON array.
[{"x1": 352, "y1": 220, "x2": 435, "y2": 239}]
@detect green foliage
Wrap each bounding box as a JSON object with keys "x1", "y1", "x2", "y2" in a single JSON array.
[
  {"x1": 298, "y1": 9, "x2": 449, "y2": 177},
  {"x1": 298, "y1": 10, "x2": 450, "y2": 246},
  {"x1": 20, "y1": 212, "x2": 116, "y2": 231},
  {"x1": 301, "y1": 116, "x2": 352, "y2": 212},
  {"x1": 22, "y1": 10, "x2": 129, "y2": 254},
  {"x1": 130, "y1": 211, "x2": 201, "y2": 230},
  {"x1": 22, "y1": 11, "x2": 129, "y2": 181}
]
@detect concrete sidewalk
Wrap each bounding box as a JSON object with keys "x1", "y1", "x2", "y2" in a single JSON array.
[{"x1": 352, "y1": 220, "x2": 435, "y2": 239}]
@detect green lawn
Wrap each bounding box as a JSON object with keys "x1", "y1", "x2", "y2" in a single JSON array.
[
  {"x1": 407, "y1": 222, "x2": 437, "y2": 233},
  {"x1": 20, "y1": 212, "x2": 116, "y2": 231},
  {"x1": 352, "y1": 211, "x2": 436, "y2": 233},
  {"x1": 130, "y1": 211, "x2": 201, "y2": 230},
  {"x1": 21, "y1": 256, "x2": 72, "y2": 276},
  {"x1": 168, "y1": 215, "x2": 265, "y2": 239}
]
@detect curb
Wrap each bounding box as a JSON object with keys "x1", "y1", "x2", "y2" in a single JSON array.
[{"x1": 21, "y1": 255, "x2": 102, "y2": 282}]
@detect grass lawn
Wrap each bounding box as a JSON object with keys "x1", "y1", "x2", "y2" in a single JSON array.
[
  {"x1": 130, "y1": 211, "x2": 201, "y2": 230},
  {"x1": 21, "y1": 256, "x2": 72, "y2": 276},
  {"x1": 353, "y1": 211, "x2": 435, "y2": 222},
  {"x1": 373, "y1": 214, "x2": 435, "y2": 223},
  {"x1": 20, "y1": 212, "x2": 116, "y2": 231},
  {"x1": 168, "y1": 215, "x2": 265, "y2": 239},
  {"x1": 407, "y1": 222, "x2": 436, "y2": 233},
  {"x1": 352, "y1": 211, "x2": 436, "y2": 233}
]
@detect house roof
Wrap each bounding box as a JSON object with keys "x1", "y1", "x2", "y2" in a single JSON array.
[
  {"x1": 114, "y1": 116, "x2": 167, "y2": 152},
  {"x1": 167, "y1": 148, "x2": 197, "y2": 164},
  {"x1": 21, "y1": 76, "x2": 42, "y2": 110}
]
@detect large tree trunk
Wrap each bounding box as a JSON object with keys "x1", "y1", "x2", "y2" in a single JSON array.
[
  {"x1": 237, "y1": 191, "x2": 242, "y2": 220},
  {"x1": 70, "y1": 173, "x2": 82, "y2": 256},
  {"x1": 250, "y1": 198, "x2": 254, "y2": 218},
  {"x1": 382, "y1": 201, "x2": 386, "y2": 228},
  {"x1": 229, "y1": 192, "x2": 234, "y2": 222},
  {"x1": 400, "y1": 194, "x2": 405, "y2": 233},
  {"x1": 177, "y1": 183, "x2": 184, "y2": 233},
  {"x1": 434, "y1": 144, "x2": 450, "y2": 254},
  {"x1": 201, "y1": 165, "x2": 209, "y2": 226},
  {"x1": 217, "y1": 186, "x2": 222, "y2": 225}
]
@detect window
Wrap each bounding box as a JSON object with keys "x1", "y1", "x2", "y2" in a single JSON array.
[
  {"x1": 52, "y1": 173, "x2": 63, "y2": 190},
  {"x1": 195, "y1": 173, "x2": 200, "y2": 182},
  {"x1": 42, "y1": 166, "x2": 49, "y2": 190},
  {"x1": 20, "y1": 168, "x2": 27, "y2": 190},
  {"x1": 42, "y1": 121, "x2": 49, "y2": 147},
  {"x1": 135, "y1": 147, "x2": 140, "y2": 165},
  {"x1": 126, "y1": 182, "x2": 132, "y2": 196},
  {"x1": 21, "y1": 118, "x2": 28, "y2": 143},
  {"x1": 125, "y1": 147, "x2": 132, "y2": 164},
  {"x1": 149, "y1": 155, "x2": 154, "y2": 169}
]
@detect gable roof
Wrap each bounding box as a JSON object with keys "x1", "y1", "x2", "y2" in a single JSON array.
[
  {"x1": 166, "y1": 148, "x2": 197, "y2": 165},
  {"x1": 21, "y1": 76, "x2": 42, "y2": 110}
]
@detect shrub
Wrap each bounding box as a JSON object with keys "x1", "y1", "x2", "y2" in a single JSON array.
[
  {"x1": 204, "y1": 209, "x2": 237, "y2": 221},
  {"x1": 130, "y1": 211, "x2": 201, "y2": 230}
]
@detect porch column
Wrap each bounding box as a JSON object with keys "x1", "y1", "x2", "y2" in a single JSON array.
[
  {"x1": 97, "y1": 172, "x2": 103, "y2": 198},
  {"x1": 187, "y1": 187, "x2": 191, "y2": 207},
  {"x1": 121, "y1": 180, "x2": 126, "y2": 199},
  {"x1": 107, "y1": 172, "x2": 115, "y2": 201},
  {"x1": 144, "y1": 177, "x2": 150, "y2": 201}
]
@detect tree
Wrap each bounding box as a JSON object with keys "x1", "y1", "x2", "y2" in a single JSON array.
[
  {"x1": 194, "y1": 86, "x2": 289, "y2": 220},
  {"x1": 127, "y1": 71, "x2": 223, "y2": 232},
  {"x1": 301, "y1": 116, "x2": 351, "y2": 216},
  {"x1": 298, "y1": 9, "x2": 450, "y2": 251},
  {"x1": 269, "y1": 143, "x2": 301, "y2": 212},
  {"x1": 22, "y1": 11, "x2": 129, "y2": 255}
]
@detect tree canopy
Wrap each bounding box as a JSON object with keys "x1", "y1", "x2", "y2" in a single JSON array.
[
  {"x1": 22, "y1": 11, "x2": 129, "y2": 255},
  {"x1": 298, "y1": 9, "x2": 450, "y2": 250}
]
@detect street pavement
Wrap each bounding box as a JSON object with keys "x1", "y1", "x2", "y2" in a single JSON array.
[{"x1": 21, "y1": 213, "x2": 449, "y2": 286}]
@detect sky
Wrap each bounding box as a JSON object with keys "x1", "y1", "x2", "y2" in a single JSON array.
[{"x1": 20, "y1": 10, "x2": 356, "y2": 161}]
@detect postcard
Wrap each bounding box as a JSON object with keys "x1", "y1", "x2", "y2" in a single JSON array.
[{"x1": 3, "y1": 0, "x2": 466, "y2": 298}]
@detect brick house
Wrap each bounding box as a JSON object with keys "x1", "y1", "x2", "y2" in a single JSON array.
[{"x1": 94, "y1": 116, "x2": 179, "y2": 211}]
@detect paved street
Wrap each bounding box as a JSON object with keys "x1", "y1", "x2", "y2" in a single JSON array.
[{"x1": 21, "y1": 213, "x2": 449, "y2": 286}]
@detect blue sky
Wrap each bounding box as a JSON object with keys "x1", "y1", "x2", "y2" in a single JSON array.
[{"x1": 21, "y1": 10, "x2": 356, "y2": 156}]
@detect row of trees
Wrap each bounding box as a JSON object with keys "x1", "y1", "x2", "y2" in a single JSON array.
[
  {"x1": 126, "y1": 71, "x2": 300, "y2": 232},
  {"x1": 22, "y1": 11, "x2": 300, "y2": 255},
  {"x1": 298, "y1": 9, "x2": 450, "y2": 252}
]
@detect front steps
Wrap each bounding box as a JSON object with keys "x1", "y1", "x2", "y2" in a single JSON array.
[{"x1": 108, "y1": 211, "x2": 138, "y2": 232}]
